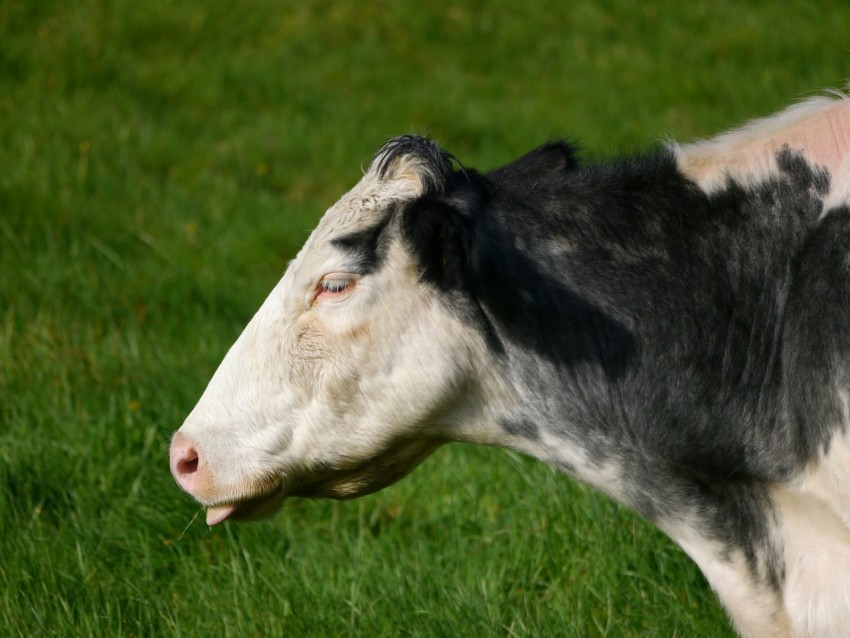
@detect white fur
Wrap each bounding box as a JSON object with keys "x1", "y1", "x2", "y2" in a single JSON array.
[
  {"x1": 796, "y1": 391, "x2": 850, "y2": 530},
  {"x1": 661, "y1": 480, "x2": 850, "y2": 638},
  {"x1": 773, "y1": 486, "x2": 850, "y2": 638},
  {"x1": 665, "y1": 520, "x2": 790, "y2": 638},
  {"x1": 823, "y1": 154, "x2": 850, "y2": 213}
]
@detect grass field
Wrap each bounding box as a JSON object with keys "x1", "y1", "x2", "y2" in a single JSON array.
[{"x1": 2, "y1": 1, "x2": 849, "y2": 636}]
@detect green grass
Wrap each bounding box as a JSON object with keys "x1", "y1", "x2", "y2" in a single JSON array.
[{"x1": 1, "y1": 0, "x2": 848, "y2": 635}]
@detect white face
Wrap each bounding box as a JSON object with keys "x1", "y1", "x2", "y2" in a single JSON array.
[{"x1": 170, "y1": 152, "x2": 493, "y2": 524}]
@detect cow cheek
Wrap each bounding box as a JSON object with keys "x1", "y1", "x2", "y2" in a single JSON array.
[
  {"x1": 287, "y1": 316, "x2": 371, "y2": 410},
  {"x1": 287, "y1": 320, "x2": 325, "y2": 391}
]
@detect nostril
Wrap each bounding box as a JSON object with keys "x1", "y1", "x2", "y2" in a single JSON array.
[{"x1": 176, "y1": 449, "x2": 199, "y2": 476}]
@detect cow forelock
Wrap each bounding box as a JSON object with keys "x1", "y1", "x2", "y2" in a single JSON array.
[
  {"x1": 370, "y1": 135, "x2": 455, "y2": 194},
  {"x1": 301, "y1": 136, "x2": 454, "y2": 254}
]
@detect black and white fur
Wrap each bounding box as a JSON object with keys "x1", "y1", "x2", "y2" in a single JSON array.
[{"x1": 172, "y1": 93, "x2": 850, "y2": 637}]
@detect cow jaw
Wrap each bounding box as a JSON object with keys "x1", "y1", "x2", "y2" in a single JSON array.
[
  {"x1": 287, "y1": 437, "x2": 445, "y2": 499},
  {"x1": 198, "y1": 437, "x2": 441, "y2": 525}
]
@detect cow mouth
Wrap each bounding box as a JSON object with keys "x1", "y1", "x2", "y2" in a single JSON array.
[{"x1": 204, "y1": 478, "x2": 287, "y2": 526}]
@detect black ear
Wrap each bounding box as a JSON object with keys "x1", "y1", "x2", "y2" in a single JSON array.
[
  {"x1": 401, "y1": 195, "x2": 475, "y2": 293},
  {"x1": 487, "y1": 141, "x2": 579, "y2": 183}
]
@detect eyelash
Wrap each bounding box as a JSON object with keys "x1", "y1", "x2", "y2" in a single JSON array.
[
  {"x1": 320, "y1": 278, "x2": 351, "y2": 294},
  {"x1": 313, "y1": 275, "x2": 356, "y2": 303}
]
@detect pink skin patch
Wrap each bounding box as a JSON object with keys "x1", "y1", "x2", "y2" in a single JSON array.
[
  {"x1": 775, "y1": 100, "x2": 850, "y2": 178},
  {"x1": 677, "y1": 96, "x2": 850, "y2": 196}
]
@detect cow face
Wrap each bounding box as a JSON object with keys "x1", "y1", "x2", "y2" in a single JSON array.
[{"x1": 169, "y1": 138, "x2": 499, "y2": 525}]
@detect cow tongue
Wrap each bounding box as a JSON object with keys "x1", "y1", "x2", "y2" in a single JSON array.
[{"x1": 206, "y1": 504, "x2": 236, "y2": 526}]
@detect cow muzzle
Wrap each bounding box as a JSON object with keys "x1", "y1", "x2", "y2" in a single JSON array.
[{"x1": 169, "y1": 430, "x2": 284, "y2": 525}]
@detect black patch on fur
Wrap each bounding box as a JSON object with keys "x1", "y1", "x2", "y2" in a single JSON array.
[
  {"x1": 402, "y1": 195, "x2": 475, "y2": 292},
  {"x1": 499, "y1": 418, "x2": 540, "y2": 440},
  {"x1": 403, "y1": 170, "x2": 636, "y2": 379},
  {"x1": 331, "y1": 210, "x2": 393, "y2": 275},
  {"x1": 391, "y1": 135, "x2": 845, "y2": 589}
]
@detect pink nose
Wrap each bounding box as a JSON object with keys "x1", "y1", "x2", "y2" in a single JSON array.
[{"x1": 170, "y1": 431, "x2": 203, "y2": 496}]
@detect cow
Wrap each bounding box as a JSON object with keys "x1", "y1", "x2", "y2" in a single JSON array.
[{"x1": 170, "y1": 92, "x2": 850, "y2": 637}]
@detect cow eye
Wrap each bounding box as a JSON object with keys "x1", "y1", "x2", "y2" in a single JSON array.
[{"x1": 314, "y1": 274, "x2": 356, "y2": 303}]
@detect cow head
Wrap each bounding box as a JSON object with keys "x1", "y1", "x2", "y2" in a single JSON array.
[{"x1": 169, "y1": 137, "x2": 579, "y2": 525}]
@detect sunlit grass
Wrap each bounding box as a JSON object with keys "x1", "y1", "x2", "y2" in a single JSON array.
[{"x1": 2, "y1": 0, "x2": 848, "y2": 635}]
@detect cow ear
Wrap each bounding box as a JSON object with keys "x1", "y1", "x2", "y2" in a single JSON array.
[
  {"x1": 401, "y1": 196, "x2": 474, "y2": 292},
  {"x1": 487, "y1": 141, "x2": 579, "y2": 183}
]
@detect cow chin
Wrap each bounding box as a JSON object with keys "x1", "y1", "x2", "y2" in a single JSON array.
[
  {"x1": 203, "y1": 472, "x2": 287, "y2": 525},
  {"x1": 290, "y1": 438, "x2": 444, "y2": 500},
  {"x1": 237, "y1": 492, "x2": 288, "y2": 519}
]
